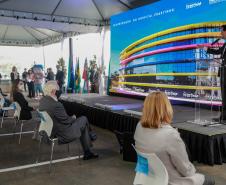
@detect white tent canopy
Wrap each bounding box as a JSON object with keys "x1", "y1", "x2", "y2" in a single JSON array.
[{"x1": 0, "y1": 0, "x2": 158, "y2": 46}]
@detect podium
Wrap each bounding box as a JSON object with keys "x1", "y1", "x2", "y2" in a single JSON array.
[{"x1": 188, "y1": 49, "x2": 221, "y2": 126}]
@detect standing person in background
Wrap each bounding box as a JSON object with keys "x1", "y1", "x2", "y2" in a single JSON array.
[
  {"x1": 22, "y1": 68, "x2": 28, "y2": 92},
  {"x1": 89, "y1": 65, "x2": 95, "y2": 93},
  {"x1": 46, "y1": 68, "x2": 55, "y2": 81},
  {"x1": 56, "y1": 66, "x2": 65, "y2": 92},
  {"x1": 27, "y1": 69, "x2": 35, "y2": 98},
  {"x1": 89, "y1": 64, "x2": 99, "y2": 93},
  {"x1": 33, "y1": 66, "x2": 44, "y2": 98},
  {"x1": 10, "y1": 66, "x2": 19, "y2": 82},
  {"x1": 0, "y1": 73, "x2": 2, "y2": 82}
]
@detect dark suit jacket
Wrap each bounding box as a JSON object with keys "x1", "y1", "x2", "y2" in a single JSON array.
[
  {"x1": 13, "y1": 91, "x2": 33, "y2": 120},
  {"x1": 46, "y1": 71, "x2": 55, "y2": 81},
  {"x1": 55, "y1": 71, "x2": 64, "y2": 85},
  {"x1": 39, "y1": 96, "x2": 81, "y2": 144}
]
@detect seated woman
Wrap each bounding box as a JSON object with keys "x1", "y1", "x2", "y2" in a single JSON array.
[
  {"x1": 11, "y1": 79, "x2": 34, "y2": 120},
  {"x1": 134, "y1": 91, "x2": 214, "y2": 185}
]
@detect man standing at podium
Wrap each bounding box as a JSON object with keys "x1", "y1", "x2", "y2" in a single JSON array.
[{"x1": 206, "y1": 25, "x2": 226, "y2": 122}]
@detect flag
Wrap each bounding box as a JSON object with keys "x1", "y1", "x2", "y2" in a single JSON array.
[
  {"x1": 75, "y1": 57, "x2": 81, "y2": 93},
  {"x1": 67, "y1": 38, "x2": 74, "y2": 92},
  {"x1": 82, "y1": 58, "x2": 89, "y2": 93},
  {"x1": 67, "y1": 56, "x2": 75, "y2": 92}
]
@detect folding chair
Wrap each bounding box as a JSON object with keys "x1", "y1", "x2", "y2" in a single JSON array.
[
  {"x1": 0, "y1": 95, "x2": 16, "y2": 128},
  {"x1": 132, "y1": 145, "x2": 168, "y2": 185},
  {"x1": 36, "y1": 111, "x2": 81, "y2": 171}
]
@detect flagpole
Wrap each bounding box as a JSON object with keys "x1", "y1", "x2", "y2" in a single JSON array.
[
  {"x1": 67, "y1": 37, "x2": 75, "y2": 93},
  {"x1": 99, "y1": 27, "x2": 106, "y2": 95},
  {"x1": 42, "y1": 46, "x2": 46, "y2": 70}
]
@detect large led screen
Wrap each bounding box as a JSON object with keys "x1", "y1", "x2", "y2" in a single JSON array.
[{"x1": 109, "y1": 0, "x2": 226, "y2": 105}]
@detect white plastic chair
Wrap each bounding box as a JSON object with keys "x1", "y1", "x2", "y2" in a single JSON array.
[
  {"x1": 36, "y1": 111, "x2": 81, "y2": 171},
  {"x1": 133, "y1": 145, "x2": 169, "y2": 185},
  {"x1": 0, "y1": 95, "x2": 16, "y2": 128}
]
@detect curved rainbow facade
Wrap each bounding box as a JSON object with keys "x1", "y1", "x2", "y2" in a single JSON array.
[{"x1": 112, "y1": 22, "x2": 226, "y2": 104}]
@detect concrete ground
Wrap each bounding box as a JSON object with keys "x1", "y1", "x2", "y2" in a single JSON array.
[
  {"x1": 0, "y1": 96, "x2": 226, "y2": 185},
  {"x1": 0, "y1": 123, "x2": 135, "y2": 185},
  {"x1": 0, "y1": 125, "x2": 226, "y2": 185}
]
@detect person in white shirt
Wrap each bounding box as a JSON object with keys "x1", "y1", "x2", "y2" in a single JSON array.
[{"x1": 134, "y1": 91, "x2": 214, "y2": 185}]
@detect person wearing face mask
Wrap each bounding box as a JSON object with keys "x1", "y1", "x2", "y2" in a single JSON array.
[{"x1": 11, "y1": 79, "x2": 34, "y2": 120}]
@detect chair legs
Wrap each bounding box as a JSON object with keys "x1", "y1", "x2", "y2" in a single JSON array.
[
  {"x1": 36, "y1": 136, "x2": 43, "y2": 163},
  {"x1": 13, "y1": 118, "x2": 17, "y2": 133},
  {"x1": 18, "y1": 121, "x2": 24, "y2": 144},
  {"x1": 78, "y1": 141, "x2": 81, "y2": 160},
  {"x1": 49, "y1": 140, "x2": 55, "y2": 172},
  {"x1": 1, "y1": 110, "x2": 5, "y2": 128},
  {"x1": 76, "y1": 140, "x2": 82, "y2": 164},
  {"x1": 36, "y1": 138, "x2": 80, "y2": 171},
  {"x1": 1, "y1": 110, "x2": 16, "y2": 129}
]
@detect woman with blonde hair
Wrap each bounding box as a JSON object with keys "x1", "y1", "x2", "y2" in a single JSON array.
[{"x1": 134, "y1": 91, "x2": 214, "y2": 185}]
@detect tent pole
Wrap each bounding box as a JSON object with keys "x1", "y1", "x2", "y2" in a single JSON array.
[{"x1": 42, "y1": 46, "x2": 46, "y2": 70}]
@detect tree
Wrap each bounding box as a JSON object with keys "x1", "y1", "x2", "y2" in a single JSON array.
[{"x1": 56, "y1": 57, "x2": 67, "y2": 78}]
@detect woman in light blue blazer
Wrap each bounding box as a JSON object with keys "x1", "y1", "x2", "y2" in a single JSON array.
[{"x1": 134, "y1": 91, "x2": 214, "y2": 185}]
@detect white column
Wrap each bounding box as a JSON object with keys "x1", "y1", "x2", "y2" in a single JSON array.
[{"x1": 99, "y1": 26, "x2": 108, "y2": 95}]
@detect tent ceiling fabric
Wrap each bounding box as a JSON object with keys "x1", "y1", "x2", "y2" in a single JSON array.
[
  {"x1": 0, "y1": 0, "x2": 159, "y2": 46},
  {"x1": 0, "y1": 25, "x2": 65, "y2": 46}
]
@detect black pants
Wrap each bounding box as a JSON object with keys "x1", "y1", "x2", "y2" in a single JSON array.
[
  {"x1": 203, "y1": 175, "x2": 215, "y2": 185},
  {"x1": 23, "y1": 81, "x2": 27, "y2": 91},
  {"x1": 27, "y1": 81, "x2": 35, "y2": 98}
]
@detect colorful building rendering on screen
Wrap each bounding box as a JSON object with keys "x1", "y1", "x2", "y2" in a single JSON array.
[
  {"x1": 110, "y1": 0, "x2": 226, "y2": 105},
  {"x1": 116, "y1": 22, "x2": 225, "y2": 104}
]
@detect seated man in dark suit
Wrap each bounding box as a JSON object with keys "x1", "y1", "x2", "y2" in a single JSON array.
[{"x1": 39, "y1": 81, "x2": 98, "y2": 160}]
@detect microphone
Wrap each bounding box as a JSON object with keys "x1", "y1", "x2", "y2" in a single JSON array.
[{"x1": 211, "y1": 38, "x2": 220, "y2": 46}]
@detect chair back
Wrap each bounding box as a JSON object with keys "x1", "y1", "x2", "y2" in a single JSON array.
[
  {"x1": 14, "y1": 102, "x2": 21, "y2": 119},
  {"x1": 38, "y1": 111, "x2": 53, "y2": 137},
  {"x1": 133, "y1": 146, "x2": 168, "y2": 185},
  {"x1": 0, "y1": 94, "x2": 4, "y2": 109}
]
